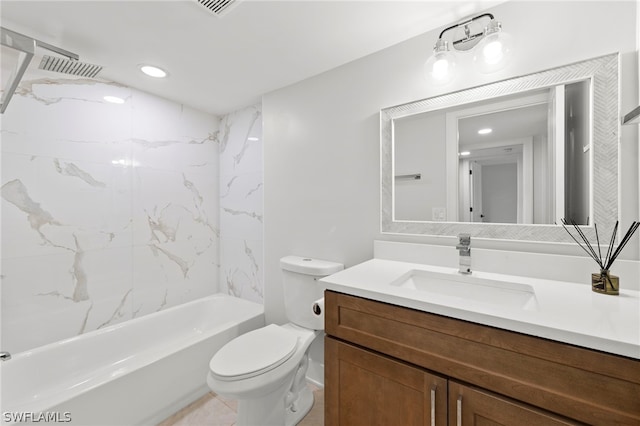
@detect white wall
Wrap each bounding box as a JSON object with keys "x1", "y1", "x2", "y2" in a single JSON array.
[
  {"x1": 394, "y1": 111, "x2": 447, "y2": 221},
  {"x1": 481, "y1": 163, "x2": 517, "y2": 223},
  {"x1": 1, "y1": 70, "x2": 220, "y2": 353},
  {"x1": 263, "y1": 0, "x2": 639, "y2": 327}
]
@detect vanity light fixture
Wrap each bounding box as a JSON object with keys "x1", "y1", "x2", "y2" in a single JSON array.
[
  {"x1": 425, "y1": 13, "x2": 513, "y2": 84},
  {"x1": 477, "y1": 127, "x2": 492, "y2": 135},
  {"x1": 459, "y1": 151, "x2": 471, "y2": 156},
  {"x1": 140, "y1": 64, "x2": 167, "y2": 78}
]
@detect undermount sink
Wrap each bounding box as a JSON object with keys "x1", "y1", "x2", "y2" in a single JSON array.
[{"x1": 389, "y1": 269, "x2": 538, "y2": 311}]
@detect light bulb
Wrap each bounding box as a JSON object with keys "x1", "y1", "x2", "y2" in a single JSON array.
[
  {"x1": 424, "y1": 39, "x2": 457, "y2": 85},
  {"x1": 473, "y1": 20, "x2": 513, "y2": 74},
  {"x1": 482, "y1": 39, "x2": 505, "y2": 65},
  {"x1": 433, "y1": 57, "x2": 451, "y2": 79}
]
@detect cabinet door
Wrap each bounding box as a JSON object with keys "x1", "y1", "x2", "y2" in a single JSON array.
[
  {"x1": 326, "y1": 337, "x2": 447, "y2": 426},
  {"x1": 448, "y1": 381, "x2": 580, "y2": 426}
]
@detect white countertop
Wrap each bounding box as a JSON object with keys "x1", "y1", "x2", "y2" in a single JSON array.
[{"x1": 321, "y1": 258, "x2": 640, "y2": 360}]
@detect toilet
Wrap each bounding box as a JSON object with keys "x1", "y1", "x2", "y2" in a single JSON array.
[{"x1": 207, "y1": 255, "x2": 343, "y2": 426}]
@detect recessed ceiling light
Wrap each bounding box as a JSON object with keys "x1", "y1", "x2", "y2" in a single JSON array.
[
  {"x1": 478, "y1": 128, "x2": 493, "y2": 135},
  {"x1": 459, "y1": 151, "x2": 471, "y2": 156},
  {"x1": 104, "y1": 95, "x2": 125, "y2": 104},
  {"x1": 140, "y1": 65, "x2": 167, "y2": 78}
]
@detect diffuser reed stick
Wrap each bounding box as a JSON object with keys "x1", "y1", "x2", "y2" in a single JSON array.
[{"x1": 606, "y1": 221, "x2": 640, "y2": 270}]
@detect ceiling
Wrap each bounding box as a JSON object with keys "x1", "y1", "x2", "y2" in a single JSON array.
[
  {"x1": 1, "y1": 0, "x2": 505, "y2": 116},
  {"x1": 459, "y1": 102, "x2": 549, "y2": 148}
]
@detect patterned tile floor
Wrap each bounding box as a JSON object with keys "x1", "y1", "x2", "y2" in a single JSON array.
[{"x1": 158, "y1": 385, "x2": 324, "y2": 426}]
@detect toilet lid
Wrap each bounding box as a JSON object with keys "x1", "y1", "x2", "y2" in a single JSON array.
[{"x1": 209, "y1": 324, "x2": 298, "y2": 380}]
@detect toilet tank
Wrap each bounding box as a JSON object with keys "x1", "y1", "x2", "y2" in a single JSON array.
[{"x1": 280, "y1": 256, "x2": 343, "y2": 330}]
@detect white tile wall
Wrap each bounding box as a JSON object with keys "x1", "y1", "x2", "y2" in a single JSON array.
[
  {"x1": 218, "y1": 104, "x2": 264, "y2": 304},
  {"x1": 1, "y1": 72, "x2": 220, "y2": 353}
]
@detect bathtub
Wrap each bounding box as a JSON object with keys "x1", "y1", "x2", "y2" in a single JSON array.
[{"x1": 0, "y1": 294, "x2": 264, "y2": 425}]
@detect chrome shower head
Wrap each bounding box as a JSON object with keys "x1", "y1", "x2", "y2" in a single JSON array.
[{"x1": 39, "y1": 54, "x2": 102, "y2": 78}]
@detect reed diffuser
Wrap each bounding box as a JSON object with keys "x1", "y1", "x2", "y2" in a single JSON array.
[{"x1": 561, "y1": 219, "x2": 639, "y2": 295}]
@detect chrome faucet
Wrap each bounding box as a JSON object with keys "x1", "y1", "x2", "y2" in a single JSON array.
[{"x1": 456, "y1": 234, "x2": 471, "y2": 274}]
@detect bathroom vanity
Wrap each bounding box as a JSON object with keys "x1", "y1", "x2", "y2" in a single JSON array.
[{"x1": 321, "y1": 259, "x2": 640, "y2": 426}]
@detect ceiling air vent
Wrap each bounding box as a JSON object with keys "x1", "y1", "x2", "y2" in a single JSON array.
[{"x1": 194, "y1": 0, "x2": 241, "y2": 17}]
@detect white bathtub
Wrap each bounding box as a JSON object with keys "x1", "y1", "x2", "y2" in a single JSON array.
[{"x1": 0, "y1": 294, "x2": 264, "y2": 425}]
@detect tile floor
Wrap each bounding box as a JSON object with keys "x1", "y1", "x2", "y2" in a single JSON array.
[{"x1": 158, "y1": 385, "x2": 324, "y2": 426}]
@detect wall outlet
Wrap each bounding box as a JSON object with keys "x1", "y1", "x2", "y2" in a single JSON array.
[{"x1": 432, "y1": 207, "x2": 446, "y2": 221}]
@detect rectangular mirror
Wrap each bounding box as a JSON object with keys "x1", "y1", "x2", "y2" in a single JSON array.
[{"x1": 381, "y1": 53, "x2": 619, "y2": 242}]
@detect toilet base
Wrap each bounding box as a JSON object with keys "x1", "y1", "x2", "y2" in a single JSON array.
[
  {"x1": 286, "y1": 385, "x2": 314, "y2": 426},
  {"x1": 236, "y1": 382, "x2": 314, "y2": 426}
]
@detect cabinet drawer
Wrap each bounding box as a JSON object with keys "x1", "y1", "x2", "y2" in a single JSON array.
[{"x1": 325, "y1": 291, "x2": 640, "y2": 425}]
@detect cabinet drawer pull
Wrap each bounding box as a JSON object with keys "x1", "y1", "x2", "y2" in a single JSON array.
[
  {"x1": 457, "y1": 395, "x2": 462, "y2": 426},
  {"x1": 430, "y1": 385, "x2": 437, "y2": 426}
]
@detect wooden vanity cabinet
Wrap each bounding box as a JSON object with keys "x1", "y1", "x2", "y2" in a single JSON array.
[{"x1": 324, "y1": 291, "x2": 640, "y2": 426}]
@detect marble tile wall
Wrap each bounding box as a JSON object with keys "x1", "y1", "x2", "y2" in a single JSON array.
[
  {"x1": 1, "y1": 71, "x2": 220, "y2": 353},
  {"x1": 218, "y1": 104, "x2": 263, "y2": 304}
]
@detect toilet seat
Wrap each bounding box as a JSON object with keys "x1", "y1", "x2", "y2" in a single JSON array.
[{"x1": 209, "y1": 324, "x2": 299, "y2": 381}]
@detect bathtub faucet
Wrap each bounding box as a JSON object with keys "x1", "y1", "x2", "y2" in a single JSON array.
[{"x1": 0, "y1": 351, "x2": 11, "y2": 361}]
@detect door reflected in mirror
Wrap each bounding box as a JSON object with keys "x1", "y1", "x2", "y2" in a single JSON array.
[{"x1": 393, "y1": 80, "x2": 590, "y2": 225}]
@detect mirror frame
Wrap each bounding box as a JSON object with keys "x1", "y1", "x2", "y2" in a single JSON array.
[{"x1": 381, "y1": 53, "x2": 619, "y2": 242}]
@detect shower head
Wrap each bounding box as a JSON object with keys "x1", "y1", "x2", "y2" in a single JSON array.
[
  {"x1": 1, "y1": 26, "x2": 103, "y2": 113},
  {"x1": 32, "y1": 37, "x2": 102, "y2": 78},
  {"x1": 39, "y1": 55, "x2": 102, "y2": 78}
]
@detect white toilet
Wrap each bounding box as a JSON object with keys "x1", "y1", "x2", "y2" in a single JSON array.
[{"x1": 207, "y1": 255, "x2": 343, "y2": 426}]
